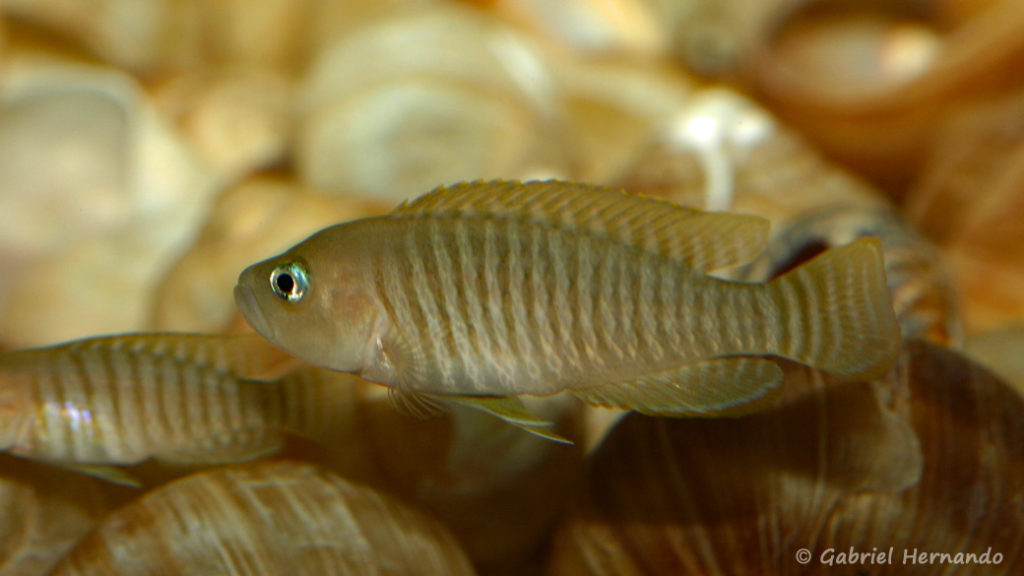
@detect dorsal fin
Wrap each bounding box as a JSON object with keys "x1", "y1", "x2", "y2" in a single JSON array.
[{"x1": 393, "y1": 179, "x2": 769, "y2": 271}]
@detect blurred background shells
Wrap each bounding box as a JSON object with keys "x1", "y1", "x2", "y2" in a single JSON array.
[
  {"x1": 744, "y1": 0, "x2": 1024, "y2": 192},
  {"x1": 297, "y1": 3, "x2": 567, "y2": 203},
  {"x1": 0, "y1": 51, "x2": 217, "y2": 346},
  {"x1": 2, "y1": 0, "x2": 1024, "y2": 574},
  {"x1": 49, "y1": 460, "x2": 476, "y2": 575}
]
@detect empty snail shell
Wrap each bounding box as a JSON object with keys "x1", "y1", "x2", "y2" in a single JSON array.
[
  {"x1": 296, "y1": 3, "x2": 567, "y2": 203},
  {"x1": 747, "y1": 0, "x2": 1024, "y2": 191},
  {"x1": 0, "y1": 0, "x2": 315, "y2": 73},
  {"x1": 547, "y1": 340, "x2": 1024, "y2": 574},
  {"x1": 148, "y1": 69, "x2": 295, "y2": 184},
  {"x1": 49, "y1": 460, "x2": 477, "y2": 575},
  {"x1": 614, "y1": 87, "x2": 887, "y2": 221},
  {"x1": 905, "y1": 89, "x2": 1024, "y2": 334},
  {"x1": 492, "y1": 0, "x2": 667, "y2": 57},
  {"x1": 0, "y1": 454, "x2": 136, "y2": 576},
  {"x1": 0, "y1": 57, "x2": 215, "y2": 346},
  {"x1": 556, "y1": 57, "x2": 693, "y2": 184}
]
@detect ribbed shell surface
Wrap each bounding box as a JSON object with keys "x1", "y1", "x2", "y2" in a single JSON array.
[
  {"x1": 368, "y1": 216, "x2": 768, "y2": 395},
  {"x1": 50, "y1": 461, "x2": 476, "y2": 575}
]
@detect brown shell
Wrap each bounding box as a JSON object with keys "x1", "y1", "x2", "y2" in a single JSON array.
[
  {"x1": 548, "y1": 340, "x2": 1024, "y2": 574},
  {"x1": 50, "y1": 460, "x2": 476, "y2": 575},
  {"x1": 0, "y1": 455, "x2": 136, "y2": 576},
  {"x1": 747, "y1": 0, "x2": 1024, "y2": 192},
  {"x1": 905, "y1": 89, "x2": 1024, "y2": 334}
]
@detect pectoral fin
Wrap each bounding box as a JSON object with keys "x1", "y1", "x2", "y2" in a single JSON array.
[
  {"x1": 573, "y1": 357, "x2": 784, "y2": 417},
  {"x1": 441, "y1": 395, "x2": 572, "y2": 444}
]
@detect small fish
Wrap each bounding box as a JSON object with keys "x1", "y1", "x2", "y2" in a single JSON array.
[
  {"x1": 235, "y1": 180, "x2": 900, "y2": 433},
  {"x1": 0, "y1": 332, "x2": 336, "y2": 483}
]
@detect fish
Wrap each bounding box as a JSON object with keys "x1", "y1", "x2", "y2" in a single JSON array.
[
  {"x1": 234, "y1": 180, "x2": 901, "y2": 434},
  {"x1": 0, "y1": 332, "x2": 339, "y2": 484}
]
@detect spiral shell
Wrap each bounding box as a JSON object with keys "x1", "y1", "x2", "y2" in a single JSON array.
[
  {"x1": 747, "y1": 0, "x2": 1024, "y2": 190},
  {"x1": 0, "y1": 455, "x2": 135, "y2": 576},
  {"x1": 548, "y1": 340, "x2": 1024, "y2": 574},
  {"x1": 492, "y1": 0, "x2": 667, "y2": 57},
  {"x1": 0, "y1": 56, "x2": 215, "y2": 346},
  {"x1": 0, "y1": 0, "x2": 315, "y2": 73},
  {"x1": 296, "y1": 4, "x2": 567, "y2": 203},
  {"x1": 49, "y1": 460, "x2": 476, "y2": 575},
  {"x1": 905, "y1": 89, "x2": 1024, "y2": 334},
  {"x1": 614, "y1": 87, "x2": 886, "y2": 221}
]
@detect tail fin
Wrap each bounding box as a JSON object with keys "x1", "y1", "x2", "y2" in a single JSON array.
[{"x1": 769, "y1": 237, "x2": 901, "y2": 378}]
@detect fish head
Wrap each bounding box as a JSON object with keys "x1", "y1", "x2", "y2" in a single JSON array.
[{"x1": 234, "y1": 227, "x2": 378, "y2": 373}]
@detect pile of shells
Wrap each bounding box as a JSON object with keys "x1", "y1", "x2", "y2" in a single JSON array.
[{"x1": 1, "y1": 0, "x2": 1022, "y2": 574}]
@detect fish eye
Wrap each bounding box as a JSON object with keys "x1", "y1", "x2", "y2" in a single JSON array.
[{"x1": 269, "y1": 262, "x2": 308, "y2": 303}]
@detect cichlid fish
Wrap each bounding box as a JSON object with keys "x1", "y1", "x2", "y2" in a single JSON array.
[
  {"x1": 0, "y1": 333, "x2": 338, "y2": 483},
  {"x1": 234, "y1": 180, "x2": 901, "y2": 434}
]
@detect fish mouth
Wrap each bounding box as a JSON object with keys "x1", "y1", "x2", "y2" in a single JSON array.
[{"x1": 234, "y1": 284, "x2": 274, "y2": 340}]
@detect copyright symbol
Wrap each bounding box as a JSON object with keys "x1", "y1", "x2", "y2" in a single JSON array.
[{"x1": 795, "y1": 548, "x2": 812, "y2": 564}]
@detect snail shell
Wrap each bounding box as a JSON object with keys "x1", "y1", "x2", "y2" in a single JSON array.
[
  {"x1": 491, "y1": 0, "x2": 667, "y2": 57},
  {"x1": 148, "y1": 70, "x2": 294, "y2": 184},
  {"x1": 747, "y1": 0, "x2": 1024, "y2": 191},
  {"x1": 0, "y1": 0, "x2": 315, "y2": 73},
  {"x1": 905, "y1": 89, "x2": 1024, "y2": 334},
  {"x1": 0, "y1": 454, "x2": 135, "y2": 576},
  {"x1": 614, "y1": 87, "x2": 887, "y2": 221},
  {"x1": 296, "y1": 3, "x2": 567, "y2": 203},
  {"x1": 548, "y1": 340, "x2": 1024, "y2": 574},
  {"x1": 556, "y1": 57, "x2": 693, "y2": 184},
  {"x1": 0, "y1": 56, "x2": 215, "y2": 346},
  {"x1": 50, "y1": 460, "x2": 477, "y2": 575}
]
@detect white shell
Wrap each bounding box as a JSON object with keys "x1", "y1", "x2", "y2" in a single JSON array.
[
  {"x1": 493, "y1": 0, "x2": 667, "y2": 57},
  {"x1": 149, "y1": 69, "x2": 294, "y2": 183},
  {"x1": 556, "y1": 57, "x2": 693, "y2": 183},
  {"x1": 0, "y1": 57, "x2": 216, "y2": 346},
  {"x1": 0, "y1": 0, "x2": 316, "y2": 72},
  {"x1": 297, "y1": 4, "x2": 567, "y2": 203}
]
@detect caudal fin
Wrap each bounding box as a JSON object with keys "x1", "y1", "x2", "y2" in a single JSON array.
[{"x1": 769, "y1": 237, "x2": 901, "y2": 378}]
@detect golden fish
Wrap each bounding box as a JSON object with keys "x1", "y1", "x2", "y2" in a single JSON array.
[
  {"x1": 0, "y1": 332, "x2": 332, "y2": 482},
  {"x1": 235, "y1": 180, "x2": 901, "y2": 431}
]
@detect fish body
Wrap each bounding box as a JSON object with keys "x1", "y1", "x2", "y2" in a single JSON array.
[
  {"x1": 236, "y1": 180, "x2": 901, "y2": 417},
  {"x1": 0, "y1": 333, "x2": 321, "y2": 469}
]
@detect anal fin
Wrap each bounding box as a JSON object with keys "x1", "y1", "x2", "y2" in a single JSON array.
[
  {"x1": 573, "y1": 357, "x2": 784, "y2": 417},
  {"x1": 441, "y1": 395, "x2": 572, "y2": 444}
]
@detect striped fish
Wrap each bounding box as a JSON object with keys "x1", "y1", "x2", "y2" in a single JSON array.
[
  {"x1": 0, "y1": 333, "x2": 336, "y2": 478},
  {"x1": 234, "y1": 180, "x2": 901, "y2": 435}
]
